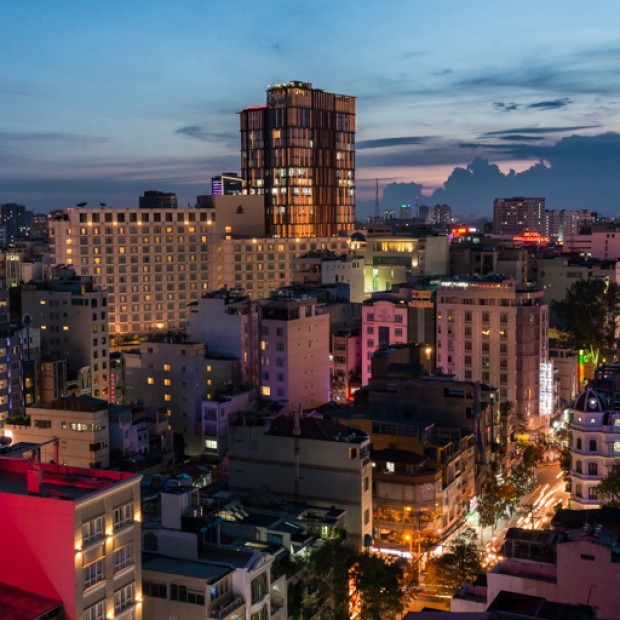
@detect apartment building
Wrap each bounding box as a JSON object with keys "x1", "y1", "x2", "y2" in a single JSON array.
[
  {"x1": 228, "y1": 415, "x2": 373, "y2": 549},
  {"x1": 436, "y1": 276, "x2": 549, "y2": 431},
  {"x1": 258, "y1": 296, "x2": 330, "y2": 410},
  {"x1": 21, "y1": 269, "x2": 109, "y2": 398},
  {"x1": 372, "y1": 431, "x2": 476, "y2": 549},
  {"x1": 142, "y1": 485, "x2": 283, "y2": 620},
  {"x1": 349, "y1": 230, "x2": 450, "y2": 280},
  {"x1": 0, "y1": 455, "x2": 141, "y2": 620},
  {"x1": 185, "y1": 289, "x2": 259, "y2": 386},
  {"x1": 4, "y1": 396, "x2": 110, "y2": 468}
]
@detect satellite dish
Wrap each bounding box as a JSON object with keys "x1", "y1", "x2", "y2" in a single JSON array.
[
  {"x1": 76, "y1": 202, "x2": 88, "y2": 207},
  {"x1": 99, "y1": 202, "x2": 107, "y2": 207}
]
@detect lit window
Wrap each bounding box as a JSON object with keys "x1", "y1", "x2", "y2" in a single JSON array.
[
  {"x1": 386, "y1": 461, "x2": 395, "y2": 473},
  {"x1": 147, "y1": 377, "x2": 154, "y2": 385},
  {"x1": 206, "y1": 365, "x2": 212, "y2": 372},
  {"x1": 261, "y1": 386, "x2": 271, "y2": 396},
  {"x1": 113, "y1": 503, "x2": 133, "y2": 530},
  {"x1": 163, "y1": 364, "x2": 171, "y2": 371},
  {"x1": 164, "y1": 394, "x2": 171, "y2": 401},
  {"x1": 63, "y1": 326, "x2": 69, "y2": 331},
  {"x1": 164, "y1": 379, "x2": 171, "y2": 386}
]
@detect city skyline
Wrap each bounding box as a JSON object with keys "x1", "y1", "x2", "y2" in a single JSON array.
[{"x1": 2, "y1": 1, "x2": 620, "y2": 216}]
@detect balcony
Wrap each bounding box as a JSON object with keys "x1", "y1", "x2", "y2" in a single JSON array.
[{"x1": 213, "y1": 596, "x2": 245, "y2": 619}]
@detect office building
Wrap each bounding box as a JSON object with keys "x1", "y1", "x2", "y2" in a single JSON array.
[
  {"x1": 240, "y1": 80, "x2": 356, "y2": 237},
  {"x1": 0, "y1": 454, "x2": 142, "y2": 620}
]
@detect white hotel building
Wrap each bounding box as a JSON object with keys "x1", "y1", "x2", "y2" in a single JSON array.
[{"x1": 49, "y1": 206, "x2": 352, "y2": 339}]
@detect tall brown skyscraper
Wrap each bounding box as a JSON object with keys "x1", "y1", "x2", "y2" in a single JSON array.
[{"x1": 240, "y1": 81, "x2": 356, "y2": 238}]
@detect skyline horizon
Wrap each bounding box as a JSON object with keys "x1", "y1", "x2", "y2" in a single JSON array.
[{"x1": 2, "y1": 2, "x2": 620, "y2": 217}]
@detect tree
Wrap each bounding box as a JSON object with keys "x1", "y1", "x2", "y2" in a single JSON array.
[
  {"x1": 305, "y1": 540, "x2": 354, "y2": 619},
  {"x1": 596, "y1": 467, "x2": 620, "y2": 507},
  {"x1": 349, "y1": 552, "x2": 405, "y2": 620},
  {"x1": 559, "y1": 446, "x2": 571, "y2": 480},
  {"x1": 477, "y1": 477, "x2": 518, "y2": 532},
  {"x1": 554, "y1": 279, "x2": 620, "y2": 364},
  {"x1": 425, "y1": 541, "x2": 482, "y2": 595},
  {"x1": 508, "y1": 463, "x2": 531, "y2": 496}
]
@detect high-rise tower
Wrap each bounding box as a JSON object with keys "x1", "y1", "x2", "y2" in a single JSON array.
[{"x1": 240, "y1": 81, "x2": 356, "y2": 238}]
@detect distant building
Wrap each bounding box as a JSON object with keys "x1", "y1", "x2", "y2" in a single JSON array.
[
  {"x1": 139, "y1": 190, "x2": 178, "y2": 209},
  {"x1": 0, "y1": 455, "x2": 142, "y2": 620},
  {"x1": 211, "y1": 172, "x2": 244, "y2": 196},
  {"x1": 493, "y1": 197, "x2": 546, "y2": 236},
  {"x1": 240, "y1": 80, "x2": 356, "y2": 237},
  {"x1": 0, "y1": 203, "x2": 33, "y2": 244}
]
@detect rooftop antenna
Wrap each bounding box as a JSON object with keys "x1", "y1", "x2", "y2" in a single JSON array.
[{"x1": 374, "y1": 179, "x2": 380, "y2": 222}]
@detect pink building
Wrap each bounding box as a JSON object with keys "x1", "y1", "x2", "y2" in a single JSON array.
[{"x1": 0, "y1": 454, "x2": 142, "y2": 620}]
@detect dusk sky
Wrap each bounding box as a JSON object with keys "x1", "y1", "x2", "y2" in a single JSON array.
[{"x1": 2, "y1": 1, "x2": 620, "y2": 217}]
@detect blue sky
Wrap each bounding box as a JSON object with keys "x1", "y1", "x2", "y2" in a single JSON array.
[{"x1": 2, "y1": 1, "x2": 620, "y2": 216}]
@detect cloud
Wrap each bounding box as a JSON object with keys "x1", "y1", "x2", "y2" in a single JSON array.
[
  {"x1": 0, "y1": 131, "x2": 109, "y2": 145},
  {"x1": 494, "y1": 102, "x2": 520, "y2": 112},
  {"x1": 174, "y1": 125, "x2": 233, "y2": 144},
  {"x1": 372, "y1": 132, "x2": 620, "y2": 217},
  {"x1": 496, "y1": 135, "x2": 545, "y2": 142},
  {"x1": 357, "y1": 136, "x2": 431, "y2": 150},
  {"x1": 527, "y1": 98, "x2": 573, "y2": 110},
  {"x1": 493, "y1": 98, "x2": 574, "y2": 112},
  {"x1": 483, "y1": 125, "x2": 600, "y2": 136}
]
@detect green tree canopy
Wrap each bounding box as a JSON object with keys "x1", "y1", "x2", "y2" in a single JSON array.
[
  {"x1": 304, "y1": 543, "x2": 407, "y2": 620},
  {"x1": 425, "y1": 541, "x2": 483, "y2": 595},
  {"x1": 596, "y1": 466, "x2": 620, "y2": 507},
  {"x1": 554, "y1": 279, "x2": 620, "y2": 364},
  {"x1": 349, "y1": 552, "x2": 405, "y2": 620}
]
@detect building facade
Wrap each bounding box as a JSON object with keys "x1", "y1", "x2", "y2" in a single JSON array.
[
  {"x1": 48, "y1": 206, "x2": 215, "y2": 338},
  {"x1": 240, "y1": 80, "x2": 356, "y2": 237},
  {"x1": 21, "y1": 271, "x2": 109, "y2": 398},
  {"x1": 569, "y1": 380, "x2": 620, "y2": 509},
  {"x1": 493, "y1": 197, "x2": 546, "y2": 236},
  {"x1": 435, "y1": 277, "x2": 549, "y2": 431},
  {"x1": 0, "y1": 456, "x2": 142, "y2": 620},
  {"x1": 228, "y1": 415, "x2": 373, "y2": 549},
  {"x1": 258, "y1": 296, "x2": 330, "y2": 410}
]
